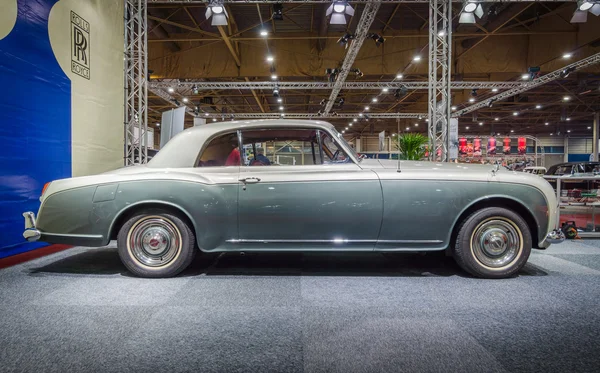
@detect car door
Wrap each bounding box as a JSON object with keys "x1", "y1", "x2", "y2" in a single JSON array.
[{"x1": 235, "y1": 127, "x2": 383, "y2": 251}]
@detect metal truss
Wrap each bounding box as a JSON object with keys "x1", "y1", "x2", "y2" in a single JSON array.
[
  {"x1": 149, "y1": 81, "x2": 527, "y2": 91},
  {"x1": 198, "y1": 113, "x2": 426, "y2": 119},
  {"x1": 150, "y1": 1, "x2": 574, "y2": 4},
  {"x1": 124, "y1": 0, "x2": 148, "y2": 165},
  {"x1": 427, "y1": 0, "x2": 451, "y2": 162},
  {"x1": 323, "y1": 1, "x2": 381, "y2": 114},
  {"x1": 453, "y1": 52, "x2": 600, "y2": 117},
  {"x1": 149, "y1": 86, "x2": 197, "y2": 116}
]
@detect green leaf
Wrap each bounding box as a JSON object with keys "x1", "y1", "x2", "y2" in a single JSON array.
[{"x1": 392, "y1": 133, "x2": 428, "y2": 160}]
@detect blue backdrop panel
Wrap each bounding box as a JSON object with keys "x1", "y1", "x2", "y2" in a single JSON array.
[{"x1": 0, "y1": 0, "x2": 71, "y2": 258}]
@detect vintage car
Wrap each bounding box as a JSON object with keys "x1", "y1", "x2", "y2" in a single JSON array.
[{"x1": 23, "y1": 120, "x2": 565, "y2": 278}]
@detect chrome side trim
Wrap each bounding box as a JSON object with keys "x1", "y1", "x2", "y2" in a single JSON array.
[
  {"x1": 227, "y1": 239, "x2": 377, "y2": 244},
  {"x1": 378, "y1": 239, "x2": 444, "y2": 244}
]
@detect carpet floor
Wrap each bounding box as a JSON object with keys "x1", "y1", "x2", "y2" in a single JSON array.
[{"x1": 1, "y1": 241, "x2": 600, "y2": 373}]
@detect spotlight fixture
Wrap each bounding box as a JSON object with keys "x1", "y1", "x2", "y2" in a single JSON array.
[
  {"x1": 273, "y1": 3, "x2": 284, "y2": 21},
  {"x1": 492, "y1": 88, "x2": 498, "y2": 92},
  {"x1": 513, "y1": 112, "x2": 519, "y2": 116},
  {"x1": 468, "y1": 98, "x2": 475, "y2": 103},
  {"x1": 466, "y1": 126, "x2": 470, "y2": 130},
  {"x1": 560, "y1": 66, "x2": 576, "y2": 78},
  {"x1": 192, "y1": 85, "x2": 199, "y2": 95},
  {"x1": 459, "y1": 0, "x2": 484, "y2": 24},
  {"x1": 382, "y1": 88, "x2": 389, "y2": 93},
  {"x1": 337, "y1": 33, "x2": 355, "y2": 48},
  {"x1": 396, "y1": 74, "x2": 403, "y2": 79},
  {"x1": 173, "y1": 99, "x2": 180, "y2": 106},
  {"x1": 273, "y1": 87, "x2": 280, "y2": 98},
  {"x1": 193, "y1": 106, "x2": 199, "y2": 115},
  {"x1": 205, "y1": 0, "x2": 229, "y2": 26},
  {"x1": 167, "y1": 87, "x2": 175, "y2": 93},
  {"x1": 212, "y1": 118, "x2": 217, "y2": 122},
  {"x1": 535, "y1": 105, "x2": 542, "y2": 109},
  {"x1": 326, "y1": 68, "x2": 340, "y2": 82},
  {"x1": 566, "y1": 117, "x2": 571, "y2": 121},
  {"x1": 563, "y1": 52, "x2": 573, "y2": 59},
  {"x1": 527, "y1": 66, "x2": 541, "y2": 80},
  {"x1": 271, "y1": 74, "x2": 277, "y2": 80},
  {"x1": 277, "y1": 98, "x2": 282, "y2": 103},
  {"x1": 488, "y1": 99, "x2": 496, "y2": 108},
  {"x1": 279, "y1": 106, "x2": 284, "y2": 111},
  {"x1": 359, "y1": 113, "x2": 363, "y2": 117},
  {"x1": 365, "y1": 106, "x2": 370, "y2": 110},
  {"x1": 479, "y1": 122, "x2": 483, "y2": 126},
  {"x1": 545, "y1": 122, "x2": 549, "y2": 125},
  {"x1": 182, "y1": 97, "x2": 189, "y2": 103},
  {"x1": 394, "y1": 86, "x2": 408, "y2": 99},
  {"x1": 495, "y1": 117, "x2": 499, "y2": 121},
  {"x1": 338, "y1": 98, "x2": 345, "y2": 108},
  {"x1": 266, "y1": 55, "x2": 274, "y2": 62},
  {"x1": 353, "y1": 118, "x2": 358, "y2": 122},
  {"x1": 367, "y1": 33, "x2": 385, "y2": 47},
  {"x1": 563, "y1": 96, "x2": 571, "y2": 101},
  {"x1": 326, "y1": 1, "x2": 355, "y2": 25},
  {"x1": 451, "y1": 106, "x2": 457, "y2": 111},
  {"x1": 205, "y1": 113, "x2": 209, "y2": 117},
  {"x1": 413, "y1": 56, "x2": 422, "y2": 62},
  {"x1": 571, "y1": 1, "x2": 600, "y2": 23},
  {"x1": 349, "y1": 122, "x2": 353, "y2": 126},
  {"x1": 521, "y1": 73, "x2": 530, "y2": 80},
  {"x1": 471, "y1": 89, "x2": 478, "y2": 97},
  {"x1": 156, "y1": 123, "x2": 161, "y2": 127},
  {"x1": 350, "y1": 68, "x2": 363, "y2": 78},
  {"x1": 260, "y1": 30, "x2": 268, "y2": 37},
  {"x1": 320, "y1": 99, "x2": 327, "y2": 106},
  {"x1": 372, "y1": 98, "x2": 378, "y2": 102}
]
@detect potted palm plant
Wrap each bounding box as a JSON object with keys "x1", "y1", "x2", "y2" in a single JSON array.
[{"x1": 393, "y1": 133, "x2": 428, "y2": 160}]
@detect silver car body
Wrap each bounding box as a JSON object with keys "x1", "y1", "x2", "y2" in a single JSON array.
[{"x1": 24, "y1": 120, "x2": 559, "y2": 251}]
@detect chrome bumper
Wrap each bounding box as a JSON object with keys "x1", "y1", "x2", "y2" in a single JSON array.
[
  {"x1": 23, "y1": 211, "x2": 41, "y2": 242},
  {"x1": 546, "y1": 229, "x2": 566, "y2": 244}
]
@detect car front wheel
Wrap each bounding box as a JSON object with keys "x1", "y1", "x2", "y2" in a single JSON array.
[
  {"x1": 454, "y1": 207, "x2": 532, "y2": 279},
  {"x1": 117, "y1": 210, "x2": 196, "y2": 278}
]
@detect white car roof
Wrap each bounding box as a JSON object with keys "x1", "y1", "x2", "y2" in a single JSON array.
[{"x1": 148, "y1": 119, "x2": 336, "y2": 168}]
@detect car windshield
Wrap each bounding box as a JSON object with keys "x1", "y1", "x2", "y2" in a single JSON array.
[{"x1": 329, "y1": 127, "x2": 360, "y2": 161}]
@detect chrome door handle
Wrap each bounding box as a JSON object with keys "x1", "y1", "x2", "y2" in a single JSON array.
[{"x1": 239, "y1": 177, "x2": 261, "y2": 184}]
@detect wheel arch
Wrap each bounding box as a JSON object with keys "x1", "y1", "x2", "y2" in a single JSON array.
[
  {"x1": 108, "y1": 200, "x2": 198, "y2": 243},
  {"x1": 449, "y1": 195, "x2": 540, "y2": 250}
]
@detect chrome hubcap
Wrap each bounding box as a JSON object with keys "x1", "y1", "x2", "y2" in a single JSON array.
[
  {"x1": 129, "y1": 217, "x2": 180, "y2": 267},
  {"x1": 472, "y1": 219, "x2": 521, "y2": 268}
]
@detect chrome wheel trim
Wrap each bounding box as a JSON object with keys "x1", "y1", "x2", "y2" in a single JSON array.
[
  {"x1": 127, "y1": 216, "x2": 182, "y2": 268},
  {"x1": 470, "y1": 217, "x2": 523, "y2": 270}
]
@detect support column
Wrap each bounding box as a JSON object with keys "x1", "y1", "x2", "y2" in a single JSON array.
[
  {"x1": 593, "y1": 112, "x2": 599, "y2": 161},
  {"x1": 427, "y1": 0, "x2": 452, "y2": 162},
  {"x1": 124, "y1": 0, "x2": 148, "y2": 165}
]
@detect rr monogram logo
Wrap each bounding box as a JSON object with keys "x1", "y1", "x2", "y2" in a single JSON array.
[{"x1": 70, "y1": 11, "x2": 90, "y2": 80}]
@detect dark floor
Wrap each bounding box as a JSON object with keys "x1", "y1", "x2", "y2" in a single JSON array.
[{"x1": 1, "y1": 241, "x2": 600, "y2": 373}]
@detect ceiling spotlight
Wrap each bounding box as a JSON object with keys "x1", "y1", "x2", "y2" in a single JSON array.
[
  {"x1": 414, "y1": 123, "x2": 419, "y2": 127},
  {"x1": 588, "y1": 126, "x2": 592, "y2": 129},
  {"x1": 464, "y1": 1, "x2": 478, "y2": 13},
  {"x1": 192, "y1": 85, "x2": 199, "y2": 95},
  {"x1": 359, "y1": 113, "x2": 363, "y2": 117},
  {"x1": 351, "y1": 68, "x2": 363, "y2": 78},
  {"x1": 438, "y1": 30, "x2": 445, "y2": 37},
  {"x1": 394, "y1": 86, "x2": 408, "y2": 99},
  {"x1": 513, "y1": 112, "x2": 518, "y2": 116},
  {"x1": 277, "y1": 98, "x2": 282, "y2": 103},
  {"x1": 342, "y1": 130, "x2": 345, "y2": 134},
  {"x1": 560, "y1": 66, "x2": 576, "y2": 78},
  {"x1": 511, "y1": 129, "x2": 514, "y2": 133},
  {"x1": 535, "y1": 105, "x2": 542, "y2": 109},
  {"x1": 281, "y1": 113, "x2": 285, "y2": 117},
  {"x1": 460, "y1": 0, "x2": 484, "y2": 24},
  {"x1": 204, "y1": 113, "x2": 209, "y2": 116},
  {"x1": 479, "y1": 122, "x2": 483, "y2": 126},
  {"x1": 468, "y1": 98, "x2": 475, "y2": 103},
  {"x1": 167, "y1": 87, "x2": 175, "y2": 93},
  {"x1": 353, "y1": 118, "x2": 358, "y2": 122},
  {"x1": 488, "y1": 99, "x2": 496, "y2": 108},
  {"x1": 205, "y1": 1, "x2": 229, "y2": 26},
  {"x1": 566, "y1": 117, "x2": 571, "y2": 121},
  {"x1": 451, "y1": 106, "x2": 457, "y2": 111},
  {"x1": 466, "y1": 126, "x2": 470, "y2": 130},
  {"x1": 550, "y1": 133, "x2": 553, "y2": 136},
  {"x1": 337, "y1": 32, "x2": 355, "y2": 48},
  {"x1": 521, "y1": 73, "x2": 530, "y2": 80},
  {"x1": 372, "y1": 98, "x2": 378, "y2": 102},
  {"x1": 273, "y1": 87, "x2": 280, "y2": 98},
  {"x1": 471, "y1": 89, "x2": 478, "y2": 97},
  {"x1": 326, "y1": 1, "x2": 355, "y2": 25},
  {"x1": 563, "y1": 52, "x2": 573, "y2": 59},
  {"x1": 382, "y1": 88, "x2": 389, "y2": 93},
  {"x1": 495, "y1": 117, "x2": 499, "y2": 121},
  {"x1": 492, "y1": 88, "x2": 498, "y2": 92},
  {"x1": 345, "y1": 127, "x2": 348, "y2": 131},
  {"x1": 156, "y1": 122, "x2": 160, "y2": 127},
  {"x1": 279, "y1": 106, "x2": 284, "y2": 110},
  {"x1": 212, "y1": 118, "x2": 217, "y2": 122},
  {"x1": 182, "y1": 97, "x2": 189, "y2": 103},
  {"x1": 567, "y1": 129, "x2": 571, "y2": 133},
  {"x1": 349, "y1": 123, "x2": 353, "y2": 126},
  {"x1": 338, "y1": 98, "x2": 345, "y2": 108},
  {"x1": 406, "y1": 127, "x2": 410, "y2": 131},
  {"x1": 260, "y1": 30, "x2": 268, "y2": 37},
  {"x1": 396, "y1": 74, "x2": 403, "y2": 79},
  {"x1": 367, "y1": 33, "x2": 385, "y2": 47},
  {"x1": 266, "y1": 55, "x2": 274, "y2": 62},
  {"x1": 413, "y1": 56, "x2": 422, "y2": 62},
  {"x1": 273, "y1": 3, "x2": 284, "y2": 21},
  {"x1": 545, "y1": 122, "x2": 549, "y2": 125},
  {"x1": 271, "y1": 74, "x2": 277, "y2": 80},
  {"x1": 578, "y1": 0, "x2": 594, "y2": 11},
  {"x1": 365, "y1": 106, "x2": 370, "y2": 110},
  {"x1": 563, "y1": 96, "x2": 571, "y2": 101}
]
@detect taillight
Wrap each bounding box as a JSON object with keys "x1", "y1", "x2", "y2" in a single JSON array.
[{"x1": 41, "y1": 182, "x2": 51, "y2": 197}]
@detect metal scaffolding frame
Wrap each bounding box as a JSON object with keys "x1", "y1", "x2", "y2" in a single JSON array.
[
  {"x1": 150, "y1": 0, "x2": 574, "y2": 4},
  {"x1": 194, "y1": 113, "x2": 425, "y2": 119},
  {"x1": 124, "y1": 0, "x2": 148, "y2": 165},
  {"x1": 427, "y1": 0, "x2": 451, "y2": 162},
  {"x1": 454, "y1": 52, "x2": 600, "y2": 117},
  {"x1": 323, "y1": 1, "x2": 382, "y2": 114},
  {"x1": 149, "y1": 81, "x2": 528, "y2": 91}
]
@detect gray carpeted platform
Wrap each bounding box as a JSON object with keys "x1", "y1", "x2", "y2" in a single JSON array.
[{"x1": 1, "y1": 241, "x2": 600, "y2": 373}]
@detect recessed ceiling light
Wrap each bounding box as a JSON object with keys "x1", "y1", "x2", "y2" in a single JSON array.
[
  {"x1": 406, "y1": 127, "x2": 410, "y2": 130},
  {"x1": 353, "y1": 118, "x2": 358, "y2": 122},
  {"x1": 281, "y1": 113, "x2": 285, "y2": 116},
  {"x1": 550, "y1": 133, "x2": 553, "y2": 136},
  {"x1": 451, "y1": 106, "x2": 457, "y2": 111},
  {"x1": 413, "y1": 56, "x2": 422, "y2": 62},
  {"x1": 372, "y1": 98, "x2": 378, "y2": 102},
  {"x1": 359, "y1": 113, "x2": 363, "y2": 117},
  {"x1": 382, "y1": 88, "x2": 389, "y2": 93},
  {"x1": 279, "y1": 106, "x2": 284, "y2": 110},
  {"x1": 566, "y1": 117, "x2": 571, "y2": 121},
  {"x1": 494, "y1": 117, "x2": 499, "y2": 121},
  {"x1": 266, "y1": 55, "x2": 274, "y2": 62},
  {"x1": 492, "y1": 88, "x2": 499, "y2": 93},
  {"x1": 479, "y1": 122, "x2": 483, "y2": 126},
  {"x1": 468, "y1": 98, "x2": 475, "y2": 102},
  {"x1": 563, "y1": 96, "x2": 570, "y2": 101},
  {"x1": 521, "y1": 73, "x2": 530, "y2": 80},
  {"x1": 156, "y1": 123, "x2": 160, "y2": 127},
  {"x1": 167, "y1": 87, "x2": 175, "y2": 93},
  {"x1": 260, "y1": 30, "x2": 268, "y2": 37},
  {"x1": 204, "y1": 113, "x2": 209, "y2": 116},
  {"x1": 396, "y1": 74, "x2": 403, "y2": 79},
  {"x1": 414, "y1": 123, "x2": 418, "y2": 126},
  {"x1": 365, "y1": 106, "x2": 370, "y2": 110},
  {"x1": 466, "y1": 126, "x2": 470, "y2": 130},
  {"x1": 182, "y1": 97, "x2": 189, "y2": 103},
  {"x1": 342, "y1": 130, "x2": 345, "y2": 133},
  {"x1": 588, "y1": 126, "x2": 591, "y2": 129},
  {"x1": 345, "y1": 127, "x2": 348, "y2": 130},
  {"x1": 513, "y1": 112, "x2": 518, "y2": 116},
  {"x1": 567, "y1": 130, "x2": 571, "y2": 133},
  {"x1": 212, "y1": 118, "x2": 217, "y2": 122},
  {"x1": 545, "y1": 122, "x2": 549, "y2": 126},
  {"x1": 510, "y1": 129, "x2": 514, "y2": 133},
  {"x1": 349, "y1": 123, "x2": 353, "y2": 126},
  {"x1": 277, "y1": 98, "x2": 282, "y2": 103},
  {"x1": 535, "y1": 105, "x2": 542, "y2": 109},
  {"x1": 271, "y1": 74, "x2": 277, "y2": 80},
  {"x1": 563, "y1": 53, "x2": 572, "y2": 59}
]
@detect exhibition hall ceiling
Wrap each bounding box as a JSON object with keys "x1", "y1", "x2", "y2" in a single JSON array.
[{"x1": 146, "y1": 1, "x2": 600, "y2": 137}]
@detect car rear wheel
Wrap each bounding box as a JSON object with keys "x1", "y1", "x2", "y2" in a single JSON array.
[
  {"x1": 454, "y1": 207, "x2": 531, "y2": 279},
  {"x1": 117, "y1": 210, "x2": 196, "y2": 278}
]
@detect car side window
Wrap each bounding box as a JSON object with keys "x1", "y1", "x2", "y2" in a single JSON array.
[
  {"x1": 197, "y1": 132, "x2": 240, "y2": 167},
  {"x1": 240, "y1": 128, "x2": 324, "y2": 166},
  {"x1": 319, "y1": 131, "x2": 351, "y2": 164}
]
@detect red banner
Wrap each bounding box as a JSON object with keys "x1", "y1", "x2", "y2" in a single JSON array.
[
  {"x1": 503, "y1": 138, "x2": 511, "y2": 154},
  {"x1": 474, "y1": 138, "x2": 482, "y2": 156},
  {"x1": 487, "y1": 137, "x2": 496, "y2": 155},
  {"x1": 459, "y1": 138, "x2": 467, "y2": 155},
  {"x1": 518, "y1": 137, "x2": 526, "y2": 155}
]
